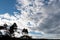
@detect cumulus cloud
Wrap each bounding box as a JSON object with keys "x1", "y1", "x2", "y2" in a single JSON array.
[{"x1": 0, "y1": 13, "x2": 17, "y2": 24}]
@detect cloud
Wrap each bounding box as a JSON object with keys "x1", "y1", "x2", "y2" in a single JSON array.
[
  {"x1": 0, "y1": 0, "x2": 60, "y2": 38},
  {"x1": 16, "y1": 0, "x2": 60, "y2": 38},
  {"x1": 37, "y1": 0, "x2": 60, "y2": 34}
]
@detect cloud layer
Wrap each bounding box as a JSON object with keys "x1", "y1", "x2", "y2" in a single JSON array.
[
  {"x1": 0, "y1": 0, "x2": 60, "y2": 38},
  {"x1": 16, "y1": 0, "x2": 60, "y2": 34},
  {"x1": 16, "y1": 0, "x2": 60, "y2": 38}
]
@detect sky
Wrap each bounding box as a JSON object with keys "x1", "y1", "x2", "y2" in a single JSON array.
[
  {"x1": 0, "y1": 0, "x2": 60, "y2": 39},
  {"x1": 0, "y1": 0, "x2": 19, "y2": 15}
]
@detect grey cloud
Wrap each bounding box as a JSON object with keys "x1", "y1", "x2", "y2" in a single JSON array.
[
  {"x1": 16, "y1": 0, "x2": 60, "y2": 35},
  {"x1": 38, "y1": 2, "x2": 60, "y2": 34},
  {"x1": 29, "y1": 0, "x2": 60, "y2": 34}
]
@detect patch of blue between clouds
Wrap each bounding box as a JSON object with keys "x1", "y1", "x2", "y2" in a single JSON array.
[
  {"x1": 29, "y1": 31, "x2": 43, "y2": 35},
  {"x1": 0, "y1": 0, "x2": 19, "y2": 15}
]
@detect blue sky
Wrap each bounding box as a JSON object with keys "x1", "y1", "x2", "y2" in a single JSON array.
[{"x1": 0, "y1": 0, "x2": 18, "y2": 15}]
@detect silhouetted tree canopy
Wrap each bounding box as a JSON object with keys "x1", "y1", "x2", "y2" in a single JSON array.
[
  {"x1": 9, "y1": 23, "x2": 17, "y2": 34},
  {"x1": 20, "y1": 35, "x2": 32, "y2": 39},
  {"x1": 22, "y1": 28, "x2": 28, "y2": 34},
  {"x1": 0, "y1": 24, "x2": 8, "y2": 30},
  {"x1": 4, "y1": 23, "x2": 8, "y2": 27},
  {"x1": 0, "y1": 26, "x2": 5, "y2": 29}
]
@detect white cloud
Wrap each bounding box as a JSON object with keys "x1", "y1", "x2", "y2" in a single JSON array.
[{"x1": 0, "y1": 13, "x2": 17, "y2": 25}]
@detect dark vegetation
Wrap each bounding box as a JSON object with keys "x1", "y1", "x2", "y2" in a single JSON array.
[{"x1": 0, "y1": 23, "x2": 48, "y2": 40}]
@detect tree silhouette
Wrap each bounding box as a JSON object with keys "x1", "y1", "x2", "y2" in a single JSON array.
[
  {"x1": 22, "y1": 28, "x2": 28, "y2": 34},
  {"x1": 0, "y1": 26, "x2": 5, "y2": 29},
  {"x1": 9, "y1": 23, "x2": 17, "y2": 34},
  {"x1": 20, "y1": 28, "x2": 32, "y2": 39},
  {"x1": 20, "y1": 35, "x2": 32, "y2": 39}
]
